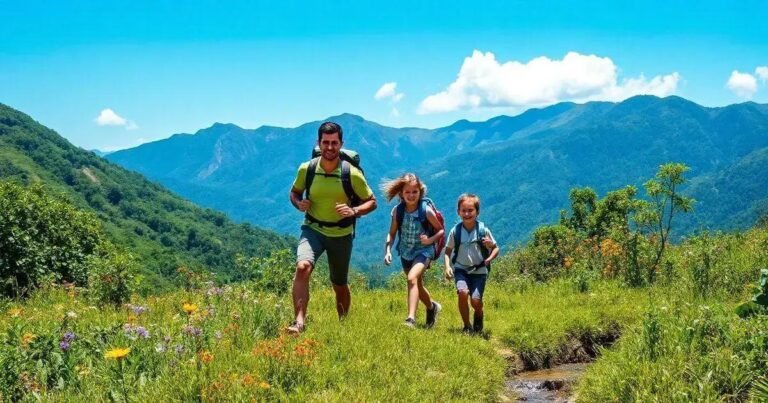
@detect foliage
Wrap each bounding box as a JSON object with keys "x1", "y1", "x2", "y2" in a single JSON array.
[
  {"x1": 0, "y1": 180, "x2": 105, "y2": 296},
  {"x1": 87, "y1": 244, "x2": 138, "y2": 307},
  {"x1": 235, "y1": 249, "x2": 295, "y2": 295}
]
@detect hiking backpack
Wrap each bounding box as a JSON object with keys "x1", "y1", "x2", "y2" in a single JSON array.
[
  {"x1": 303, "y1": 147, "x2": 364, "y2": 229},
  {"x1": 395, "y1": 198, "x2": 446, "y2": 257},
  {"x1": 451, "y1": 221, "x2": 491, "y2": 271}
]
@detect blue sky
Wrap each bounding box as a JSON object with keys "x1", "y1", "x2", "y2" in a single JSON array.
[{"x1": 1, "y1": 1, "x2": 767, "y2": 150}]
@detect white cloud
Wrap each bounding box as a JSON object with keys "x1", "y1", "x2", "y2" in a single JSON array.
[
  {"x1": 726, "y1": 70, "x2": 758, "y2": 99},
  {"x1": 374, "y1": 82, "x2": 405, "y2": 103},
  {"x1": 95, "y1": 108, "x2": 127, "y2": 126},
  {"x1": 756, "y1": 66, "x2": 768, "y2": 83},
  {"x1": 418, "y1": 51, "x2": 681, "y2": 114},
  {"x1": 95, "y1": 108, "x2": 138, "y2": 130}
]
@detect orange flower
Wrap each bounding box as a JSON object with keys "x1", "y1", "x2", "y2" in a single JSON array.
[
  {"x1": 563, "y1": 256, "x2": 574, "y2": 269},
  {"x1": 21, "y1": 332, "x2": 35, "y2": 347},
  {"x1": 242, "y1": 374, "x2": 256, "y2": 386},
  {"x1": 198, "y1": 350, "x2": 214, "y2": 364}
]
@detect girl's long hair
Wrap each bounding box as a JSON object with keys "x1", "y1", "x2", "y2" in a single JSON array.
[{"x1": 380, "y1": 173, "x2": 427, "y2": 202}]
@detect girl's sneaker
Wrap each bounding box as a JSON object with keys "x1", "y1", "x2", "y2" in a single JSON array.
[
  {"x1": 403, "y1": 317, "x2": 417, "y2": 328},
  {"x1": 473, "y1": 313, "x2": 484, "y2": 333},
  {"x1": 425, "y1": 301, "x2": 442, "y2": 328}
]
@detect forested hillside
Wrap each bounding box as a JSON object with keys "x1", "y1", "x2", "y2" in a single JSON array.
[{"x1": 0, "y1": 104, "x2": 294, "y2": 291}]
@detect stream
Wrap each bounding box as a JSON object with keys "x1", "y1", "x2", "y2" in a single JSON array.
[{"x1": 506, "y1": 363, "x2": 589, "y2": 402}]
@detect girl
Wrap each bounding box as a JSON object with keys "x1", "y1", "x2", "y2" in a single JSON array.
[{"x1": 382, "y1": 173, "x2": 444, "y2": 328}]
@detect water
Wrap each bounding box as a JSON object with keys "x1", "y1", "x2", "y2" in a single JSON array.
[{"x1": 506, "y1": 363, "x2": 589, "y2": 402}]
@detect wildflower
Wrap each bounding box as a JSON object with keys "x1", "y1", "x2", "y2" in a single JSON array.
[
  {"x1": 66, "y1": 311, "x2": 78, "y2": 319},
  {"x1": 242, "y1": 373, "x2": 255, "y2": 386},
  {"x1": 8, "y1": 308, "x2": 22, "y2": 318},
  {"x1": 155, "y1": 343, "x2": 167, "y2": 353},
  {"x1": 63, "y1": 331, "x2": 76, "y2": 343},
  {"x1": 136, "y1": 326, "x2": 150, "y2": 339},
  {"x1": 182, "y1": 303, "x2": 198, "y2": 315},
  {"x1": 60, "y1": 341, "x2": 71, "y2": 351},
  {"x1": 131, "y1": 305, "x2": 148, "y2": 315},
  {"x1": 198, "y1": 350, "x2": 214, "y2": 364},
  {"x1": 182, "y1": 325, "x2": 203, "y2": 337},
  {"x1": 259, "y1": 381, "x2": 270, "y2": 390},
  {"x1": 174, "y1": 344, "x2": 185, "y2": 354},
  {"x1": 21, "y1": 332, "x2": 35, "y2": 347},
  {"x1": 214, "y1": 331, "x2": 223, "y2": 341},
  {"x1": 104, "y1": 347, "x2": 131, "y2": 360}
]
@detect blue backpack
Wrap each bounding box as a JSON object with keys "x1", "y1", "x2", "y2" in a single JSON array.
[{"x1": 451, "y1": 221, "x2": 491, "y2": 271}]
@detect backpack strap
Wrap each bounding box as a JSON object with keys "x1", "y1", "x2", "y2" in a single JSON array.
[
  {"x1": 477, "y1": 221, "x2": 491, "y2": 271},
  {"x1": 451, "y1": 223, "x2": 463, "y2": 264},
  {"x1": 304, "y1": 157, "x2": 320, "y2": 200},
  {"x1": 418, "y1": 199, "x2": 433, "y2": 234},
  {"x1": 394, "y1": 202, "x2": 406, "y2": 252},
  {"x1": 340, "y1": 160, "x2": 361, "y2": 206}
]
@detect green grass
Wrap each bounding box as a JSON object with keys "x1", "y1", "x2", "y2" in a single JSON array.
[{"x1": 0, "y1": 283, "x2": 508, "y2": 401}]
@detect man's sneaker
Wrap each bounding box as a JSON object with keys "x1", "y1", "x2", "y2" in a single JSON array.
[
  {"x1": 285, "y1": 321, "x2": 305, "y2": 335},
  {"x1": 473, "y1": 313, "x2": 484, "y2": 333},
  {"x1": 403, "y1": 317, "x2": 417, "y2": 328},
  {"x1": 425, "y1": 301, "x2": 442, "y2": 328},
  {"x1": 462, "y1": 324, "x2": 473, "y2": 334}
]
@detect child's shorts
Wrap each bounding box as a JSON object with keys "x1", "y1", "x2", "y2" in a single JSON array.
[
  {"x1": 401, "y1": 254, "x2": 431, "y2": 273},
  {"x1": 454, "y1": 270, "x2": 487, "y2": 300}
]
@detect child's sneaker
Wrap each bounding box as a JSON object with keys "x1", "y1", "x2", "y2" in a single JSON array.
[
  {"x1": 425, "y1": 301, "x2": 442, "y2": 328},
  {"x1": 462, "y1": 324, "x2": 473, "y2": 334},
  {"x1": 403, "y1": 317, "x2": 416, "y2": 328},
  {"x1": 473, "y1": 313, "x2": 484, "y2": 333}
]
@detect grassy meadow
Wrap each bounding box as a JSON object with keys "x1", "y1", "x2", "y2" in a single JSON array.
[{"x1": 3, "y1": 169, "x2": 768, "y2": 401}]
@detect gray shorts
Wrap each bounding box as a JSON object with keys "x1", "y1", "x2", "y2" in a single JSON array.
[{"x1": 296, "y1": 226, "x2": 353, "y2": 285}]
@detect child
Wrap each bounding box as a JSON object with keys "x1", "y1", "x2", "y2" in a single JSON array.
[
  {"x1": 443, "y1": 193, "x2": 500, "y2": 333},
  {"x1": 382, "y1": 173, "x2": 444, "y2": 328}
]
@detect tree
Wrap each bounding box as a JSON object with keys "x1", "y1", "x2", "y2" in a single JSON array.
[
  {"x1": 635, "y1": 163, "x2": 694, "y2": 269},
  {"x1": 560, "y1": 187, "x2": 597, "y2": 234}
]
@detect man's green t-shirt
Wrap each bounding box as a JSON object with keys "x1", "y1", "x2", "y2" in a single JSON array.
[{"x1": 292, "y1": 160, "x2": 373, "y2": 237}]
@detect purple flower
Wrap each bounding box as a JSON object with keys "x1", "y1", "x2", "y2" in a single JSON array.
[
  {"x1": 136, "y1": 326, "x2": 150, "y2": 339},
  {"x1": 59, "y1": 341, "x2": 70, "y2": 351},
  {"x1": 62, "y1": 331, "x2": 76, "y2": 343},
  {"x1": 182, "y1": 325, "x2": 202, "y2": 337},
  {"x1": 131, "y1": 305, "x2": 148, "y2": 315}
]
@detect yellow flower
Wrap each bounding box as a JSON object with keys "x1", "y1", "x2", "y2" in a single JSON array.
[
  {"x1": 8, "y1": 308, "x2": 22, "y2": 318},
  {"x1": 259, "y1": 381, "x2": 270, "y2": 390},
  {"x1": 21, "y1": 332, "x2": 35, "y2": 347},
  {"x1": 182, "y1": 303, "x2": 198, "y2": 315},
  {"x1": 105, "y1": 347, "x2": 131, "y2": 360}
]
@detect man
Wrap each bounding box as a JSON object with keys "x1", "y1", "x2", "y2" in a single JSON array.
[{"x1": 287, "y1": 121, "x2": 376, "y2": 334}]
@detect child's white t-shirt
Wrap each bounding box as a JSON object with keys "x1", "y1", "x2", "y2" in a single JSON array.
[{"x1": 446, "y1": 223, "x2": 496, "y2": 275}]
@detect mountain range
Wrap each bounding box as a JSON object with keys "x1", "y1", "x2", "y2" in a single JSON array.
[{"x1": 106, "y1": 96, "x2": 768, "y2": 269}]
